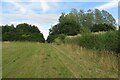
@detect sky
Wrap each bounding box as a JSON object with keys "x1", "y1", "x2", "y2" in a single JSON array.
[{"x1": 0, "y1": 0, "x2": 119, "y2": 39}]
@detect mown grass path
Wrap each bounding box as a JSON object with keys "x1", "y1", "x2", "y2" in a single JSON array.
[{"x1": 2, "y1": 42, "x2": 118, "y2": 78}]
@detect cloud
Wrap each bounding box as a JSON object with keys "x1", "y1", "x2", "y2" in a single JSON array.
[
  {"x1": 1, "y1": 0, "x2": 116, "y2": 2},
  {"x1": 2, "y1": 0, "x2": 58, "y2": 14},
  {"x1": 1, "y1": 14, "x2": 60, "y2": 25},
  {"x1": 38, "y1": 0, "x2": 50, "y2": 13},
  {"x1": 96, "y1": 0, "x2": 119, "y2": 10},
  {"x1": 3, "y1": 0, "x2": 28, "y2": 14},
  {"x1": 30, "y1": 0, "x2": 50, "y2": 13}
]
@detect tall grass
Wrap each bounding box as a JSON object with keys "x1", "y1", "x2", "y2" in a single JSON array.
[
  {"x1": 55, "y1": 44, "x2": 118, "y2": 77},
  {"x1": 3, "y1": 42, "x2": 118, "y2": 78},
  {"x1": 65, "y1": 31, "x2": 118, "y2": 53}
]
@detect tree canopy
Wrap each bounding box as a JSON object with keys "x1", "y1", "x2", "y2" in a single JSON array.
[
  {"x1": 2, "y1": 23, "x2": 45, "y2": 42},
  {"x1": 47, "y1": 9, "x2": 116, "y2": 43}
]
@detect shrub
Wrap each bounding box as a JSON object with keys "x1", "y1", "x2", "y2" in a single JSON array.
[
  {"x1": 64, "y1": 31, "x2": 118, "y2": 53},
  {"x1": 54, "y1": 34, "x2": 66, "y2": 45}
]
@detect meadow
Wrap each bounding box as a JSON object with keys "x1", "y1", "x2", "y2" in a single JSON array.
[{"x1": 2, "y1": 42, "x2": 118, "y2": 78}]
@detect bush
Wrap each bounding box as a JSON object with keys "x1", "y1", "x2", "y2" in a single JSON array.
[
  {"x1": 54, "y1": 34, "x2": 66, "y2": 45},
  {"x1": 117, "y1": 26, "x2": 120, "y2": 53},
  {"x1": 54, "y1": 38, "x2": 62, "y2": 45},
  {"x1": 64, "y1": 31, "x2": 118, "y2": 53},
  {"x1": 47, "y1": 35, "x2": 59, "y2": 43},
  {"x1": 47, "y1": 34, "x2": 66, "y2": 43},
  {"x1": 65, "y1": 36, "x2": 79, "y2": 45}
]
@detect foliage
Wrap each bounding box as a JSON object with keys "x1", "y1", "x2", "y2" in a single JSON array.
[
  {"x1": 49, "y1": 13, "x2": 80, "y2": 36},
  {"x1": 54, "y1": 34, "x2": 66, "y2": 45},
  {"x1": 65, "y1": 31, "x2": 118, "y2": 53},
  {"x1": 2, "y1": 23, "x2": 45, "y2": 42},
  {"x1": 47, "y1": 34, "x2": 66, "y2": 43},
  {"x1": 47, "y1": 8, "x2": 116, "y2": 43},
  {"x1": 80, "y1": 27, "x2": 91, "y2": 35},
  {"x1": 118, "y1": 26, "x2": 120, "y2": 53},
  {"x1": 91, "y1": 23, "x2": 116, "y2": 32},
  {"x1": 47, "y1": 34, "x2": 59, "y2": 43}
]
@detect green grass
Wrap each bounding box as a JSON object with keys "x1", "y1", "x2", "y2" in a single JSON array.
[{"x1": 2, "y1": 42, "x2": 118, "y2": 78}]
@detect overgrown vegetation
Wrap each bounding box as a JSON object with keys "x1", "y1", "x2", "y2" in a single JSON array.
[
  {"x1": 47, "y1": 8, "x2": 116, "y2": 43},
  {"x1": 65, "y1": 31, "x2": 118, "y2": 53},
  {"x1": 2, "y1": 23, "x2": 45, "y2": 42},
  {"x1": 46, "y1": 8, "x2": 119, "y2": 55}
]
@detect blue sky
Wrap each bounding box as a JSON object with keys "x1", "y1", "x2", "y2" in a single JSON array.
[{"x1": 0, "y1": 0, "x2": 119, "y2": 39}]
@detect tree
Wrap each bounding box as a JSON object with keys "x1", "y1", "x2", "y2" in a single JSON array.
[
  {"x1": 85, "y1": 9, "x2": 94, "y2": 29},
  {"x1": 2, "y1": 24, "x2": 16, "y2": 41},
  {"x1": 101, "y1": 10, "x2": 116, "y2": 26},
  {"x1": 2, "y1": 23, "x2": 45, "y2": 42},
  {"x1": 49, "y1": 12, "x2": 80, "y2": 36},
  {"x1": 94, "y1": 9, "x2": 103, "y2": 24},
  {"x1": 78, "y1": 9, "x2": 85, "y2": 28},
  {"x1": 91, "y1": 23, "x2": 116, "y2": 32},
  {"x1": 47, "y1": 8, "x2": 117, "y2": 43}
]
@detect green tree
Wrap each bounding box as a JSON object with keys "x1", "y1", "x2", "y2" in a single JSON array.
[
  {"x1": 94, "y1": 9, "x2": 103, "y2": 24},
  {"x1": 101, "y1": 10, "x2": 116, "y2": 26},
  {"x1": 91, "y1": 23, "x2": 116, "y2": 32},
  {"x1": 2, "y1": 23, "x2": 45, "y2": 42},
  {"x1": 47, "y1": 8, "x2": 117, "y2": 43}
]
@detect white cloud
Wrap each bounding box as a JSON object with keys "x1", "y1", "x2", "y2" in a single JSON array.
[
  {"x1": 96, "y1": 0, "x2": 119, "y2": 10},
  {"x1": 39, "y1": 0, "x2": 50, "y2": 13},
  {"x1": 3, "y1": 0, "x2": 28, "y2": 14},
  {"x1": 2, "y1": 0, "x2": 116, "y2": 2},
  {"x1": 2, "y1": 0, "x2": 58, "y2": 14},
  {"x1": 30, "y1": 0, "x2": 50, "y2": 13},
  {"x1": 1, "y1": 14, "x2": 60, "y2": 24}
]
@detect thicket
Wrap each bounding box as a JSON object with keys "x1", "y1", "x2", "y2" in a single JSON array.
[{"x1": 64, "y1": 31, "x2": 119, "y2": 53}]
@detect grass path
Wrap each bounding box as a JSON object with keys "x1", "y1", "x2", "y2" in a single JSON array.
[
  {"x1": 51, "y1": 45, "x2": 78, "y2": 78},
  {"x1": 3, "y1": 42, "x2": 74, "y2": 78},
  {"x1": 2, "y1": 42, "x2": 118, "y2": 78}
]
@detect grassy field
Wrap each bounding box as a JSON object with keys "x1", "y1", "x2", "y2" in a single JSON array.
[{"x1": 2, "y1": 42, "x2": 118, "y2": 78}]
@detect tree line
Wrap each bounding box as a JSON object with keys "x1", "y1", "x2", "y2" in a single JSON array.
[
  {"x1": 47, "y1": 9, "x2": 116, "y2": 43},
  {"x1": 1, "y1": 8, "x2": 117, "y2": 43},
  {"x1": 2, "y1": 23, "x2": 45, "y2": 42}
]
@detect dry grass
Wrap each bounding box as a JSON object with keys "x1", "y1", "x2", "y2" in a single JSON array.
[{"x1": 54, "y1": 44, "x2": 118, "y2": 78}]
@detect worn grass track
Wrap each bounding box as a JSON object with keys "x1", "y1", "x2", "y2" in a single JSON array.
[{"x1": 2, "y1": 42, "x2": 118, "y2": 78}]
